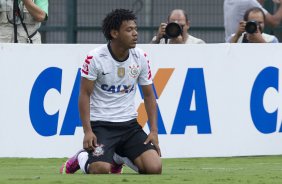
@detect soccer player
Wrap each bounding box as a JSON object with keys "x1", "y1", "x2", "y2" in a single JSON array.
[{"x1": 60, "y1": 9, "x2": 162, "y2": 174}]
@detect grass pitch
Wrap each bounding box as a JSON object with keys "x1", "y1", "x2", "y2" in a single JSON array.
[{"x1": 0, "y1": 156, "x2": 281, "y2": 184}]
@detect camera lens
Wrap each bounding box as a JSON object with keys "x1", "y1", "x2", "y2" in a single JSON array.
[
  {"x1": 245, "y1": 21, "x2": 257, "y2": 34},
  {"x1": 165, "y1": 22, "x2": 183, "y2": 38}
]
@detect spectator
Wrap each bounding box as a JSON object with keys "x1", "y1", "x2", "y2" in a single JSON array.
[
  {"x1": 228, "y1": 7, "x2": 279, "y2": 43},
  {"x1": 224, "y1": 0, "x2": 282, "y2": 42},
  {"x1": 0, "y1": 0, "x2": 48, "y2": 43},
  {"x1": 151, "y1": 9, "x2": 205, "y2": 44}
]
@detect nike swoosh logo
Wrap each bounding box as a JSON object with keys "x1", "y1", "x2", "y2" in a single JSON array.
[{"x1": 102, "y1": 72, "x2": 110, "y2": 75}]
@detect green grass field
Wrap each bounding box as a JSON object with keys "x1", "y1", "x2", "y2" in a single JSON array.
[{"x1": 0, "y1": 156, "x2": 281, "y2": 184}]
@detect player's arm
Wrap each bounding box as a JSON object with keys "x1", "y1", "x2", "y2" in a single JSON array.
[
  {"x1": 141, "y1": 84, "x2": 161, "y2": 156},
  {"x1": 79, "y1": 77, "x2": 97, "y2": 151}
]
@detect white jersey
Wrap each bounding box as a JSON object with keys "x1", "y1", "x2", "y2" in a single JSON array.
[{"x1": 81, "y1": 44, "x2": 152, "y2": 122}]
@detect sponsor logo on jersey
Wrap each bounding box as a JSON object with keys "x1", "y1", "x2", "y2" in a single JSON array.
[{"x1": 101, "y1": 84, "x2": 134, "y2": 93}]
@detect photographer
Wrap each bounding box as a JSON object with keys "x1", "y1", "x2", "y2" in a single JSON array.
[
  {"x1": 229, "y1": 7, "x2": 279, "y2": 43},
  {"x1": 151, "y1": 9, "x2": 205, "y2": 44},
  {"x1": 0, "y1": 0, "x2": 48, "y2": 43},
  {"x1": 224, "y1": 0, "x2": 282, "y2": 42}
]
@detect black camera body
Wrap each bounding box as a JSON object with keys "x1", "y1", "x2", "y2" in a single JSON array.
[
  {"x1": 245, "y1": 21, "x2": 258, "y2": 34},
  {"x1": 164, "y1": 22, "x2": 183, "y2": 38}
]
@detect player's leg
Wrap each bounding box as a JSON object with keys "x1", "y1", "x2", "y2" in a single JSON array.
[
  {"x1": 87, "y1": 162, "x2": 112, "y2": 174},
  {"x1": 121, "y1": 122, "x2": 162, "y2": 174},
  {"x1": 134, "y1": 149, "x2": 162, "y2": 174},
  {"x1": 60, "y1": 148, "x2": 113, "y2": 174},
  {"x1": 60, "y1": 149, "x2": 126, "y2": 174},
  {"x1": 60, "y1": 123, "x2": 120, "y2": 174},
  {"x1": 80, "y1": 145, "x2": 114, "y2": 174},
  {"x1": 60, "y1": 149, "x2": 86, "y2": 174},
  {"x1": 113, "y1": 153, "x2": 138, "y2": 172},
  {"x1": 83, "y1": 124, "x2": 120, "y2": 174}
]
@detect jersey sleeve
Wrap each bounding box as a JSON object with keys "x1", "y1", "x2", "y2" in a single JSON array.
[
  {"x1": 138, "y1": 50, "x2": 153, "y2": 86},
  {"x1": 81, "y1": 51, "x2": 98, "y2": 81}
]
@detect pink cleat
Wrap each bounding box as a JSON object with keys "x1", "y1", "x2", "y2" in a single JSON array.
[
  {"x1": 111, "y1": 162, "x2": 123, "y2": 174},
  {"x1": 60, "y1": 149, "x2": 85, "y2": 174}
]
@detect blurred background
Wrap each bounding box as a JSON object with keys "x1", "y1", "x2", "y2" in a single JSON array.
[{"x1": 40, "y1": 0, "x2": 282, "y2": 43}]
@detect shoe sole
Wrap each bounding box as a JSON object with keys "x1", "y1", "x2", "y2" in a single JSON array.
[{"x1": 59, "y1": 161, "x2": 67, "y2": 174}]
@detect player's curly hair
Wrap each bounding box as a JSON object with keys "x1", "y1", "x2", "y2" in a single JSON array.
[{"x1": 102, "y1": 9, "x2": 137, "y2": 41}]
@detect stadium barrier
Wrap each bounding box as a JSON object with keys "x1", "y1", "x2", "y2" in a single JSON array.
[{"x1": 1, "y1": 43, "x2": 282, "y2": 158}]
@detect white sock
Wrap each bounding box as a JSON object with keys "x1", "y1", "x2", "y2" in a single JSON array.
[
  {"x1": 78, "y1": 151, "x2": 89, "y2": 174},
  {"x1": 113, "y1": 153, "x2": 138, "y2": 172}
]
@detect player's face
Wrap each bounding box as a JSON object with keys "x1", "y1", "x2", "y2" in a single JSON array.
[{"x1": 117, "y1": 20, "x2": 138, "y2": 49}]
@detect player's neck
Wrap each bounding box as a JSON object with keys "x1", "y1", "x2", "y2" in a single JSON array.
[{"x1": 109, "y1": 42, "x2": 129, "y2": 62}]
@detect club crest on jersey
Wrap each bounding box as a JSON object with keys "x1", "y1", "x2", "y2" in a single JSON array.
[
  {"x1": 129, "y1": 64, "x2": 140, "y2": 78},
  {"x1": 118, "y1": 67, "x2": 125, "y2": 78},
  {"x1": 92, "y1": 144, "x2": 104, "y2": 157}
]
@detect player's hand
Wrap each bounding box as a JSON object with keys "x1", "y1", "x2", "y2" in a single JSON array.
[
  {"x1": 83, "y1": 131, "x2": 98, "y2": 151},
  {"x1": 144, "y1": 131, "x2": 162, "y2": 157}
]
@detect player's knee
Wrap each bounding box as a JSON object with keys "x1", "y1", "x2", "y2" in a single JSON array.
[
  {"x1": 139, "y1": 161, "x2": 162, "y2": 174},
  {"x1": 88, "y1": 162, "x2": 111, "y2": 174},
  {"x1": 136, "y1": 150, "x2": 162, "y2": 174},
  {"x1": 147, "y1": 162, "x2": 162, "y2": 174}
]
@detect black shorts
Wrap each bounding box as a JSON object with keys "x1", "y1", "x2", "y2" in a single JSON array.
[{"x1": 87, "y1": 119, "x2": 156, "y2": 165}]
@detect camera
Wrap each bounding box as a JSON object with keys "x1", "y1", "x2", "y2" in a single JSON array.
[
  {"x1": 164, "y1": 22, "x2": 183, "y2": 38},
  {"x1": 245, "y1": 21, "x2": 258, "y2": 34}
]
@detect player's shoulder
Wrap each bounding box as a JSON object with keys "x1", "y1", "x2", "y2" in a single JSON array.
[
  {"x1": 130, "y1": 47, "x2": 148, "y2": 60},
  {"x1": 87, "y1": 44, "x2": 109, "y2": 58}
]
